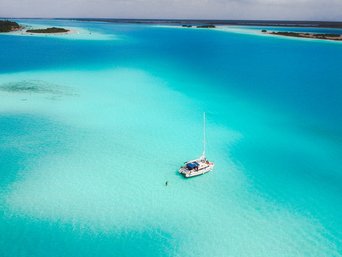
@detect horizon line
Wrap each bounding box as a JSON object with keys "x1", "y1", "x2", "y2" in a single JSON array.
[{"x1": 1, "y1": 17, "x2": 342, "y2": 23}]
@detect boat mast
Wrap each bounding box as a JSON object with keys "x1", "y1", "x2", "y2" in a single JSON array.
[{"x1": 203, "y1": 112, "x2": 206, "y2": 159}]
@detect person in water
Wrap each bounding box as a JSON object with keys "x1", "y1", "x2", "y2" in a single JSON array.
[{"x1": 165, "y1": 181, "x2": 168, "y2": 186}]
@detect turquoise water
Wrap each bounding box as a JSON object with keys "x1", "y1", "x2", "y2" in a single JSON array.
[{"x1": 0, "y1": 20, "x2": 341, "y2": 257}]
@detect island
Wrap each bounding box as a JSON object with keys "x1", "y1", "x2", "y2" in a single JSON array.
[
  {"x1": 26, "y1": 27, "x2": 70, "y2": 33},
  {"x1": 0, "y1": 20, "x2": 71, "y2": 35},
  {"x1": 262, "y1": 30, "x2": 342, "y2": 41},
  {"x1": 0, "y1": 20, "x2": 21, "y2": 32},
  {"x1": 196, "y1": 25, "x2": 216, "y2": 29}
]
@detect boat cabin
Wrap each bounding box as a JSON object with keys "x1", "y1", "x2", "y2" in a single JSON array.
[{"x1": 186, "y1": 162, "x2": 199, "y2": 171}]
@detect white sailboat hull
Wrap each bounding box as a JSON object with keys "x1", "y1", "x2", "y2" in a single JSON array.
[{"x1": 179, "y1": 161, "x2": 214, "y2": 178}]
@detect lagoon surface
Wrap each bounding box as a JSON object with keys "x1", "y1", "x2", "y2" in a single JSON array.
[{"x1": 0, "y1": 19, "x2": 341, "y2": 257}]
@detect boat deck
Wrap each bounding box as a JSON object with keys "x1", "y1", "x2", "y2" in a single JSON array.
[{"x1": 179, "y1": 159, "x2": 214, "y2": 178}]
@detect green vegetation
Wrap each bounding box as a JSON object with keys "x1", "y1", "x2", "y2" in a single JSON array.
[
  {"x1": 312, "y1": 33, "x2": 340, "y2": 38},
  {"x1": 196, "y1": 25, "x2": 216, "y2": 29},
  {"x1": 269, "y1": 31, "x2": 341, "y2": 40},
  {"x1": 0, "y1": 20, "x2": 20, "y2": 32},
  {"x1": 271, "y1": 31, "x2": 306, "y2": 37},
  {"x1": 182, "y1": 25, "x2": 192, "y2": 28},
  {"x1": 26, "y1": 27, "x2": 69, "y2": 33}
]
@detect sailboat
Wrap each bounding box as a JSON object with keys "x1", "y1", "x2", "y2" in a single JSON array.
[{"x1": 178, "y1": 112, "x2": 215, "y2": 178}]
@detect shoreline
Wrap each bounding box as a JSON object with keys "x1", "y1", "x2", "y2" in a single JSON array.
[
  {"x1": 0, "y1": 22, "x2": 116, "y2": 40},
  {"x1": 20, "y1": 25, "x2": 76, "y2": 35},
  {"x1": 262, "y1": 30, "x2": 342, "y2": 41},
  {"x1": 0, "y1": 26, "x2": 77, "y2": 36}
]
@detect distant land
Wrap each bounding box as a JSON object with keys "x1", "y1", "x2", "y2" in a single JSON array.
[
  {"x1": 262, "y1": 30, "x2": 342, "y2": 41},
  {"x1": 0, "y1": 20, "x2": 20, "y2": 32},
  {"x1": 1, "y1": 18, "x2": 342, "y2": 28},
  {"x1": 26, "y1": 27, "x2": 69, "y2": 33},
  {"x1": 68, "y1": 19, "x2": 342, "y2": 28},
  {"x1": 1, "y1": 18, "x2": 341, "y2": 41},
  {"x1": 0, "y1": 20, "x2": 69, "y2": 34}
]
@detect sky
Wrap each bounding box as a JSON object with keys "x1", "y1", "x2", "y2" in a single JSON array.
[{"x1": 1, "y1": 0, "x2": 342, "y2": 21}]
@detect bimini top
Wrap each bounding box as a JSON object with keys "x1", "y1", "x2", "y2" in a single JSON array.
[{"x1": 186, "y1": 162, "x2": 199, "y2": 170}]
